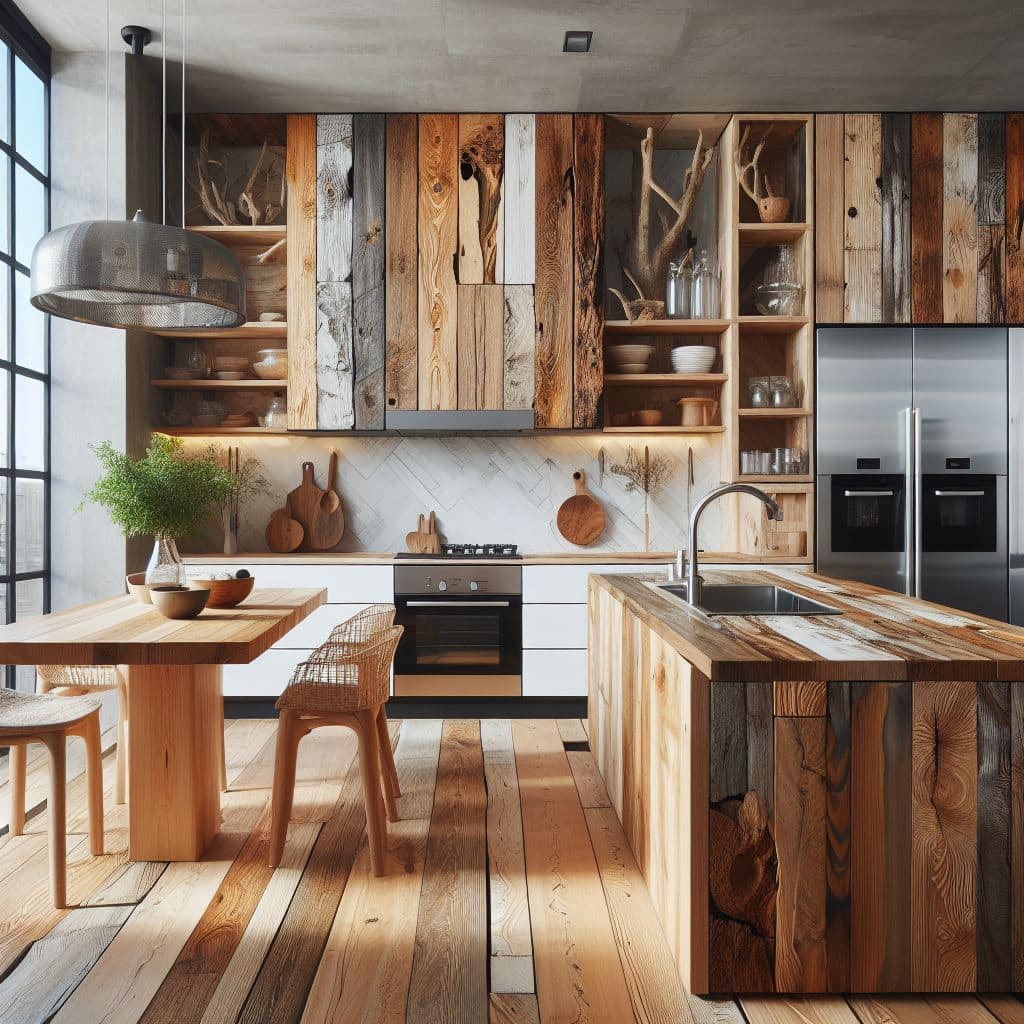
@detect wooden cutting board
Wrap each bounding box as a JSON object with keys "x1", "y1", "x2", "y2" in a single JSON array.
[
  {"x1": 287, "y1": 462, "x2": 326, "y2": 552},
  {"x1": 266, "y1": 506, "x2": 303, "y2": 552},
  {"x1": 556, "y1": 470, "x2": 605, "y2": 546},
  {"x1": 310, "y1": 450, "x2": 345, "y2": 550}
]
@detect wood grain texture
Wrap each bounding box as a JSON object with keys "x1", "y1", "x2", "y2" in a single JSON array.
[
  {"x1": 1006, "y1": 114, "x2": 1024, "y2": 324},
  {"x1": 826, "y1": 682, "x2": 851, "y2": 993},
  {"x1": 911, "y1": 113, "x2": 944, "y2": 324},
  {"x1": 317, "y1": 114, "x2": 353, "y2": 284},
  {"x1": 850, "y1": 681, "x2": 911, "y2": 992},
  {"x1": 977, "y1": 113, "x2": 1006, "y2": 323},
  {"x1": 747, "y1": 681, "x2": 775, "y2": 820},
  {"x1": 406, "y1": 720, "x2": 488, "y2": 1023},
  {"x1": 385, "y1": 113, "x2": 419, "y2": 412},
  {"x1": 417, "y1": 114, "x2": 459, "y2": 411},
  {"x1": 504, "y1": 114, "x2": 536, "y2": 285},
  {"x1": 977, "y1": 681, "x2": 1012, "y2": 991},
  {"x1": 1014, "y1": 682, "x2": 1024, "y2": 991},
  {"x1": 774, "y1": 716, "x2": 827, "y2": 993},
  {"x1": 489, "y1": 994, "x2": 540, "y2": 1024},
  {"x1": 352, "y1": 113, "x2": 386, "y2": 429},
  {"x1": 573, "y1": 112, "x2": 605, "y2": 429},
  {"x1": 843, "y1": 114, "x2": 882, "y2": 323},
  {"x1": 315, "y1": 281, "x2": 354, "y2": 430},
  {"x1": 501, "y1": 285, "x2": 535, "y2": 412},
  {"x1": 942, "y1": 113, "x2": 979, "y2": 323},
  {"x1": 742, "y1": 997, "x2": 862, "y2": 1024},
  {"x1": 533, "y1": 114, "x2": 574, "y2": 429},
  {"x1": 567, "y1": 749, "x2": 611, "y2": 808},
  {"x1": 815, "y1": 114, "x2": 845, "y2": 323},
  {"x1": 287, "y1": 114, "x2": 318, "y2": 429},
  {"x1": 881, "y1": 113, "x2": 912, "y2": 323},
  {"x1": 774, "y1": 681, "x2": 828, "y2": 717},
  {"x1": 911, "y1": 679, "x2": 977, "y2": 991},
  {"x1": 459, "y1": 114, "x2": 504, "y2": 284},
  {"x1": 457, "y1": 284, "x2": 504, "y2": 410},
  {"x1": 710, "y1": 682, "x2": 747, "y2": 802},
  {"x1": 513, "y1": 718, "x2": 636, "y2": 1022}
]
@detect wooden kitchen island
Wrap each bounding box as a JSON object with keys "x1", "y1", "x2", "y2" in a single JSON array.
[{"x1": 588, "y1": 569, "x2": 1024, "y2": 997}]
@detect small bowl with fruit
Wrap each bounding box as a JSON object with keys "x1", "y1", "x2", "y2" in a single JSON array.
[{"x1": 188, "y1": 569, "x2": 255, "y2": 608}]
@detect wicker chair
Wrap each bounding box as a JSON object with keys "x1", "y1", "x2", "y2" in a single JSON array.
[
  {"x1": 268, "y1": 625, "x2": 403, "y2": 876},
  {"x1": 1, "y1": 688, "x2": 104, "y2": 908},
  {"x1": 34, "y1": 662, "x2": 229, "y2": 807}
]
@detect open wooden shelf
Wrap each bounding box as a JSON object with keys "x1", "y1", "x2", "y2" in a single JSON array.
[
  {"x1": 188, "y1": 224, "x2": 286, "y2": 247},
  {"x1": 157, "y1": 427, "x2": 288, "y2": 436},
  {"x1": 602, "y1": 425, "x2": 725, "y2": 435},
  {"x1": 737, "y1": 223, "x2": 810, "y2": 244},
  {"x1": 605, "y1": 319, "x2": 730, "y2": 336},
  {"x1": 604, "y1": 373, "x2": 727, "y2": 387},
  {"x1": 737, "y1": 473, "x2": 813, "y2": 484},
  {"x1": 738, "y1": 407, "x2": 812, "y2": 418},
  {"x1": 737, "y1": 315, "x2": 809, "y2": 334},
  {"x1": 151, "y1": 322, "x2": 288, "y2": 340},
  {"x1": 152, "y1": 379, "x2": 286, "y2": 390}
]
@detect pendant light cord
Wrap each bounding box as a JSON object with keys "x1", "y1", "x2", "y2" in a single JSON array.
[
  {"x1": 103, "y1": 0, "x2": 109, "y2": 220},
  {"x1": 181, "y1": 0, "x2": 186, "y2": 228},
  {"x1": 161, "y1": 0, "x2": 167, "y2": 225}
]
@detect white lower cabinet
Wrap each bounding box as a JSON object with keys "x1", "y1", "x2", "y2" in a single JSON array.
[
  {"x1": 222, "y1": 648, "x2": 309, "y2": 698},
  {"x1": 522, "y1": 603, "x2": 588, "y2": 649},
  {"x1": 522, "y1": 649, "x2": 588, "y2": 697}
]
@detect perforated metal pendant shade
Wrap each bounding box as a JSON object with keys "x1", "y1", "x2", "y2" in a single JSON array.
[{"x1": 29, "y1": 210, "x2": 246, "y2": 330}]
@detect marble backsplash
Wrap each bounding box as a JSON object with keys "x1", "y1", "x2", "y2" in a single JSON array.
[{"x1": 177, "y1": 434, "x2": 727, "y2": 556}]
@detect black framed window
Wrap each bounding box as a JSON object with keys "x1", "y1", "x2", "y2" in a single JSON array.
[{"x1": 0, "y1": 5, "x2": 50, "y2": 691}]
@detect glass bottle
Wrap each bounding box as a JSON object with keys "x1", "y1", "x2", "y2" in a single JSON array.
[
  {"x1": 184, "y1": 340, "x2": 207, "y2": 377},
  {"x1": 666, "y1": 260, "x2": 692, "y2": 319},
  {"x1": 691, "y1": 249, "x2": 720, "y2": 319},
  {"x1": 145, "y1": 535, "x2": 186, "y2": 586},
  {"x1": 755, "y1": 243, "x2": 804, "y2": 316},
  {"x1": 264, "y1": 391, "x2": 288, "y2": 429}
]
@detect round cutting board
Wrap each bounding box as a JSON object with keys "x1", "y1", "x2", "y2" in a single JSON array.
[{"x1": 556, "y1": 470, "x2": 605, "y2": 546}]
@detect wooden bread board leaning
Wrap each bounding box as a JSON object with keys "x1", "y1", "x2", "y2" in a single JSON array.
[
  {"x1": 286, "y1": 461, "x2": 326, "y2": 551},
  {"x1": 266, "y1": 506, "x2": 303, "y2": 552},
  {"x1": 556, "y1": 470, "x2": 606, "y2": 546},
  {"x1": 405, "y1": 511, "x2": 442, "y2": 554},
  {"x1": 309, "y1": 449, "x2": 345, "y2": 549}
]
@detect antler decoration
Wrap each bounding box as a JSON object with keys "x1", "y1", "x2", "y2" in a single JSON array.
[
  {"x1": 734, "y1": 125, "x2": 772, "y2": 204},
  {"x1": 624, "y1": 127, "x2": 715, "y2": 303}
]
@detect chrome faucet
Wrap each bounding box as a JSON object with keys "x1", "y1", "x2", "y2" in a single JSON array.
[{"x1": 684, "y1": 484, "x2": 782, "y2": 607}]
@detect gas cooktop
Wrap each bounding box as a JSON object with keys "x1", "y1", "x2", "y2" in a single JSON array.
[{"x1": 395, "y1": 543, "x2": 519, "y2": 559}]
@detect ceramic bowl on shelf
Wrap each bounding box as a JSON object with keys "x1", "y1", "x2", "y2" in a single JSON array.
[
  {"x1": 215, "y1": 371, "x2": 247, "y2": 381},
  {"x1": 213, "y1": 355, "x2": 250, "y2": 372},
  {"x1": 616, "y1": 363, "x2": 649, "y2": 375},
  {"x1": 633, "y1": 409, "x2": 663, "y2": 427},
  {"x1": 188, "y1": 574, "x2": 255, "y2": 608},
  {"x1": 670, "y1": 345, "x2": 717, "y2": 374},
  {"x1": 163, "y1": 366, "x2": 204, "y2": 381},
  {"x1": 149, "y1": 585, "x2": 210, "y2": 620},
  {"x1": 609, "y1": 344, "x2": 653, "y2": 372},
  {"x1": 253, "y1": 348, "x2": 288, "y2": 380}
]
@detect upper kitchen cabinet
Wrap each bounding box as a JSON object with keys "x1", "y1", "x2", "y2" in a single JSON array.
[{"x1": 816, "y1": 111, "x2": 1024, "y2": 324}]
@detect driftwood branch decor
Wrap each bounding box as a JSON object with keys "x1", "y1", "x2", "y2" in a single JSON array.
[
  {"x1": 193, "y1": 128, "x2": 286, "y2": 227},
  {"x1": 734, "y1": 124, "x2": 790, "y2": 222},
  {"x1": 617, "y1": 126, "x2": 715, "y2": 316}
]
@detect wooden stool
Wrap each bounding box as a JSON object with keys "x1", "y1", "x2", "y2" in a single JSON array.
[
  {"x1": 268, "y1": 626, "x2": 403, "y2": 876},
  {"x1": 1, "y1": 688, "x2": 104, "y2": 908}
]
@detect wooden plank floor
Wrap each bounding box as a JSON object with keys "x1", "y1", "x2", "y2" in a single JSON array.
[{"x1": 0, "y1": 717, "x2": 1020, "y2": 1024}]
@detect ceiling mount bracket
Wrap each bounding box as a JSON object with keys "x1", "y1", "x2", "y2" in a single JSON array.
[{"x1": 120, "y1": 25, "x2": 152, "y2": 56}]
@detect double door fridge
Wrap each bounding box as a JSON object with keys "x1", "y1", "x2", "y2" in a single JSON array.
[{"x1": 816, "y1": 326, "x2": 1008, "y2": 621}]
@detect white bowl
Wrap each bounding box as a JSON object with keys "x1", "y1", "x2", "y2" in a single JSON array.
[
  {"x1": 253, "y1": 358, "x2": 289, "y2": 380},
  {"x1": 671, "y1": 345, "x2": 716, "y2": 373}
]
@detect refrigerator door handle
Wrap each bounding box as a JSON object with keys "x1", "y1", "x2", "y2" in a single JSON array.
[
  {"x1": 933, "y1": 489, "x2": 986, "y2": 498},
  {"x1": 913, "y1": 407, "x2": 923, "y2": 598},
  {"x1": 902, "y1": 407, "x2": 914, "y2": 596}
]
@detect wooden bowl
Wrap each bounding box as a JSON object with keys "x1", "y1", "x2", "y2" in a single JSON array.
[
  {"x1": 126, "y1": 572, "x2": 153, "y2": 604},
  {"x1": 758, "y1": 195, "x2": 791, "y2": 223},
  {"x1": 634, "y1": 409, "x2": 664, "y2": 427},
  {"x1": 150, "y1": 585, "x2": 210, "y2": 620},
  {"x1": 188, "y1": 575, "x2": 255, "y2": 608}
]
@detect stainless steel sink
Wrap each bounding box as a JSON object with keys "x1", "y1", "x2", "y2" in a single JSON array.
[{"x1": 657, "y1": 582, "x2": 842, "y2": 616}]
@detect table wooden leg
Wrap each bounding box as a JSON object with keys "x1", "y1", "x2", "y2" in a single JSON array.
[{"x1": 126, "y1": 663, "x2": 223, "y2": 861}]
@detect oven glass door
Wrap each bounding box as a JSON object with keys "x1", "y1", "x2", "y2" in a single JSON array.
[
  {"x1": 829, "y1": 474, "x2": 906, "y2": 553},
  {"x1": 395, "y1": 596, "x2": 522, "y2": 677},
  {"x1": 921, "y1": 474, "x2": 998, "y2": 553}
]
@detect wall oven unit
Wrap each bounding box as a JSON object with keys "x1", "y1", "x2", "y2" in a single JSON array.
[
  {"x1": 817, "y1": 326, "x2": 1008, "y2": 621},
  {"x1": 393, "y1": 564, "x2": 522, "y2": 697}
]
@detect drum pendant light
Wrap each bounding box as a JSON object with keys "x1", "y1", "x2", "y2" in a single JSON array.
[{"x1": 29, "y1": 0, "x2": 245, "y2": 330}]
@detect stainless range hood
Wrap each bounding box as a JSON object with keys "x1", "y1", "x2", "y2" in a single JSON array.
[{"x1": 384, "y1": 410, "x2": 535, "y2": 433}]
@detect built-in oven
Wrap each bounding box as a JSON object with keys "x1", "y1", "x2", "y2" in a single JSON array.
[{"x1": 393, "y1": 563, "x2": 522, "y2": 697}]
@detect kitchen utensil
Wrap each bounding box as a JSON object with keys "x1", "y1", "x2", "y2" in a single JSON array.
[
  {"x1": 266, "y1": 506, "x2": 304, "y2": 552},
  {"x1": 677, "y1": 397, "x2": 719, "y2": 427},
  {"x1": 125, "y1": 571, "x2": 152, "y2": 604},
  {"x1": 188, "y1": 575, "x2": 255, "y2": 608},
  {"x1": 150, "y1": 585, "x2": 210, "y2": 620},
  {"x1": 634, "y1": 409, "x2": 663, "y2": 427},
  {"x1": 310, "y1": 449, "x2": 345, "y2": 550},
  {"x1": 556, "y1": 470, "x2": 606, "y2": 547},
  {"x1": 287, "y1": 461, "x2": 326, "y2": 551}
]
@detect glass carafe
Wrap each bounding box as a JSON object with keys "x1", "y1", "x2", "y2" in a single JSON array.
[
  {"x1": 666, "y1": 260, "x2": 692, "y2": 319},
  {"x1": 755, "y1": 244, "x2": 804, "y2": 316},
  {"x1": 691, "y1": 249, "x2": 720, "y2": 319}
]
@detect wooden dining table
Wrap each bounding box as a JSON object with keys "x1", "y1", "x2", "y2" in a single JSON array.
[{"x1": 0, "y1": 587, "x2": 325, "y2": 861}]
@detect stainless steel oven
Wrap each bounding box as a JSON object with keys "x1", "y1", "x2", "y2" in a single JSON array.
[{"x1": 393, "y1": 564, "x2": 522, "y2": 697}]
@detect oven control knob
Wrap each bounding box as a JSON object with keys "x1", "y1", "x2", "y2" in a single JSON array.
[
  {"x1": 437, "y1": 580, "x2": 448, "y2": 592},
  {"x1": 470, "y1": 580, "x2": 479, "y2": 591}
]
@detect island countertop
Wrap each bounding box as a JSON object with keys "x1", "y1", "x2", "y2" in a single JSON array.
[{"x1": 592, "y1": 567, "x2": 1024, "y2": 682}]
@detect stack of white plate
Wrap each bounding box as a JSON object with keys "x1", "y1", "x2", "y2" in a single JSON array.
[{"x1": 671, "y1": 345, "x2": 717, "y2": 374}]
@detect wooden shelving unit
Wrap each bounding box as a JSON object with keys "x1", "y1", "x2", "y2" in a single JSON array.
[
  {"x1": 157, "y1": 427, "x2": 288, "y2": 436},
  {"x1": 151, "y1": 322, "x2": 287, "y2": 341},
  {"x1": 604, "y1": 319, "x2": 730, "y2": 336},
  {"x1": 189, "y1": 224, "x2": 286, "y2": 247},
  {"x1": 737, "y1": 407, "x2": 812, "y2": 418},
  {"x1": 152, "y1": 379, "x2": 285, "y2": 390},
  {"x1": 605, "y1": 373, "x2": 727, "y2": 387},
  {"x1": 602, "y1": 425, "x2": 725, "y2": 435}
]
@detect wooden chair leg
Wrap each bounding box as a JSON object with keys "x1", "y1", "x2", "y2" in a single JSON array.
[
  {"x1": 356, "y1": 709, "x2": 388, "y2": 876},
  {"x1": 9, "y1": 742, "x2": 26, "y2": 836},
  {"x1": 268, "y1": 709, "x2": 301, "y2": 868},
  {"x1": 115, "y1": 684, "x2": 127, "y2": 806},
  {"x1": 80, "y1": 712, "x2": 105, "y2": 857},
  {"x1": 41, "y1": 733, "x2": 67, "y2": 910},
  {"x1": 375, "y1": 705, "x2": 400, "y2": 822},
  {"x1": 218, "y1": 682, "x2": 228, "y2": 793}
]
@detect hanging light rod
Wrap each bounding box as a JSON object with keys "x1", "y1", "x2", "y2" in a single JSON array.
[{"x1": 30, "y1": 0, "x2": 246, "y2": 332}]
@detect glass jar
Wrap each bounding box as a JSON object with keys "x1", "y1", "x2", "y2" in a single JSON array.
[
  {"x1": 691, "y1": 249, "x2": 720, "y2": 319},
  {"x1": 145, "y1": 535, "x2": 186, "y2": 586},
  {"x1": 184, "y1": 340, "x2": 207, "y2": 377},
  {"x1": 666, "y1": 260, "x2": 692, "y2": 319},
  {"x1": 755, "y1": 244, "x2": 804, "y2": 316},
  {"x1": 263, "y1": 391, "x2": 288, "y2": 429},
  {"x1": 770, "y1": 376, "x2": 796, "y2": 408},
  {"x1": 748, "y1": 376, "x2": 770, "y2": 407}
]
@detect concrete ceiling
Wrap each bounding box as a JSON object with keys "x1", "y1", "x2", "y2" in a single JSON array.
[{"x1": 20, "y1": 0, "x2": 1024, "y2": 112}]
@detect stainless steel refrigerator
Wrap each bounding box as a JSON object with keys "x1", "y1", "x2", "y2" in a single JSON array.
[{"x1": 817, "y1": 326, "x2": 1008, "y2": 621}]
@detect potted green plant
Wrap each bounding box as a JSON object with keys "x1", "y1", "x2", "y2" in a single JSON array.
[{"x1": 80, "y1": 434, "x2": 236, "y2": 584}]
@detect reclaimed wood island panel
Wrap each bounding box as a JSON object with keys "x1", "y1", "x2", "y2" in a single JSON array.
[{"x1": 587, "y1": 569, "x2": 1024, "y2": 997}]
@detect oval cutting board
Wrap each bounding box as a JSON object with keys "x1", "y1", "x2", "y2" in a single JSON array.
[{"x1": 556, "y1": 470, "x2": 605, "y2": 546}]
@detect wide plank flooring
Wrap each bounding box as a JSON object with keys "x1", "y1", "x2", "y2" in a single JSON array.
[{"x1": 0, "y1": 717, "x2": 1019, "y2": 1024}]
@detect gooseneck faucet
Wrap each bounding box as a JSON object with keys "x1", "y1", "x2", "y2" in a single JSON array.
[{"x1": 684, "y1": 484, "x2": 782, "y2": 607}]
